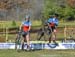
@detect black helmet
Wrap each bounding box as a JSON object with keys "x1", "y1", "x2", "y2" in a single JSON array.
[{"x1": 54, "y1": 13, "x2": 59, "y2": 17}]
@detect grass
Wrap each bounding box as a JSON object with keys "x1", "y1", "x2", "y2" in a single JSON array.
[
  {"x1": 0, "y1": 20, "x2": 75, "y2": 42},
  {"x1": 0, "y1": 21, "x2": 75, "y2": 57},
  {"x1": 0, "y1": 21, "x2": 21, "y2": 28},
  {"x1": 0, "y1": 32, "x2": 65, "y2": 42},
  {"x1": 0, "y1": 20, "x2": 75, "y2": 28},
  {"x1": 0, "y1": 49, "x2": 75, "y2": 57},
  {"x1": 59, "y1": 21, "x2": 75, "y2": 27},
  {"x1": 0, "y1": 20, "x2": 42, "y2": 28},
  {"x1": 0, "y1": 27, "x2": 74, "y2": 42}
]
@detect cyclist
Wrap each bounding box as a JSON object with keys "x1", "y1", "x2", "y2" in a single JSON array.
[
  {"x1": 20, "y1": 15, "x2": 31, "y2": 50},
  {"x1": 47, "y1": 14, "x2": 59, "y2": 44}
]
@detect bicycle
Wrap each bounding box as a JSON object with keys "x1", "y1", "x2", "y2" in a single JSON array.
[
  {"x1": 15, "y1": 30, "x2": 22, "y2": 51},
  {"x1": 37, "y1": 23, "x2": 52, "y2": 42}
]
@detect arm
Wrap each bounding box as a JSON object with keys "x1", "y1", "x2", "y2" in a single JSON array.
[
  {"x1": 19, "y1": 22, "x2": 24, "y2": 31},
  {"x1": 28, "y1": 22, "x2": 31, "y2": 32},
  {"x1": 54, "y1": 19, "x2": 59, "y2": 26},
  {"x1": 28, "y1": 26, "x2": 31, "y2": 32},
  {"x1": 20, "y1": 24, "x2": 22, "y2": 30}
]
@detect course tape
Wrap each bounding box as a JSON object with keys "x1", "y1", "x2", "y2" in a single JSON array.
[{"x1": 0, "y1": 43, "x2": 75, "y2": 49}]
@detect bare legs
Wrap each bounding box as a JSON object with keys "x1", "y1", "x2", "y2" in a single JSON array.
[
  {"x1": 22, "y1": 34, "x2": 30, "y2": 50},
  {"x1": 49, "y1": 29, "x2": 57, "y2": 43}
]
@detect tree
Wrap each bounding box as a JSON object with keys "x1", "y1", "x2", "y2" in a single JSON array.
[{"x1": 42, "y1": 0, "x2": 75, "y2": 21}]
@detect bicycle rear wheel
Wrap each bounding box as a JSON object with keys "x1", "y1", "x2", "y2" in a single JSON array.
[{"x1": 15, "y1": 32, "x2": 22, "y2": 51}]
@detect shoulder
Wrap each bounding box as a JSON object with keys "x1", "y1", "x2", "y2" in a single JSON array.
[
  {"x1": 55, "y1": 18, "x2": 58, "y2": 21},
  {"x1": 29, "y1": 21, "x2": 31, "y2": 25},
  {"x1": 22, "y1": 21, "x2": 26, "y2": 24},
  {"x1": 48, "y1": 18, "x2": 51, "y2": 21},
  {"x1": 48, "y1": 18, "x2": 53, "y2": 21}
]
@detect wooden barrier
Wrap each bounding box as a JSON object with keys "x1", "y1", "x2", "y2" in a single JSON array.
[{"x1": 0, "y1": 27, "x2": 75, "y2": 42}]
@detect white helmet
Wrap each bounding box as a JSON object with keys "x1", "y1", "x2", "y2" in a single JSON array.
[{"x1": 25, "y1": 15, "x2": 30, "y2": 19}]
